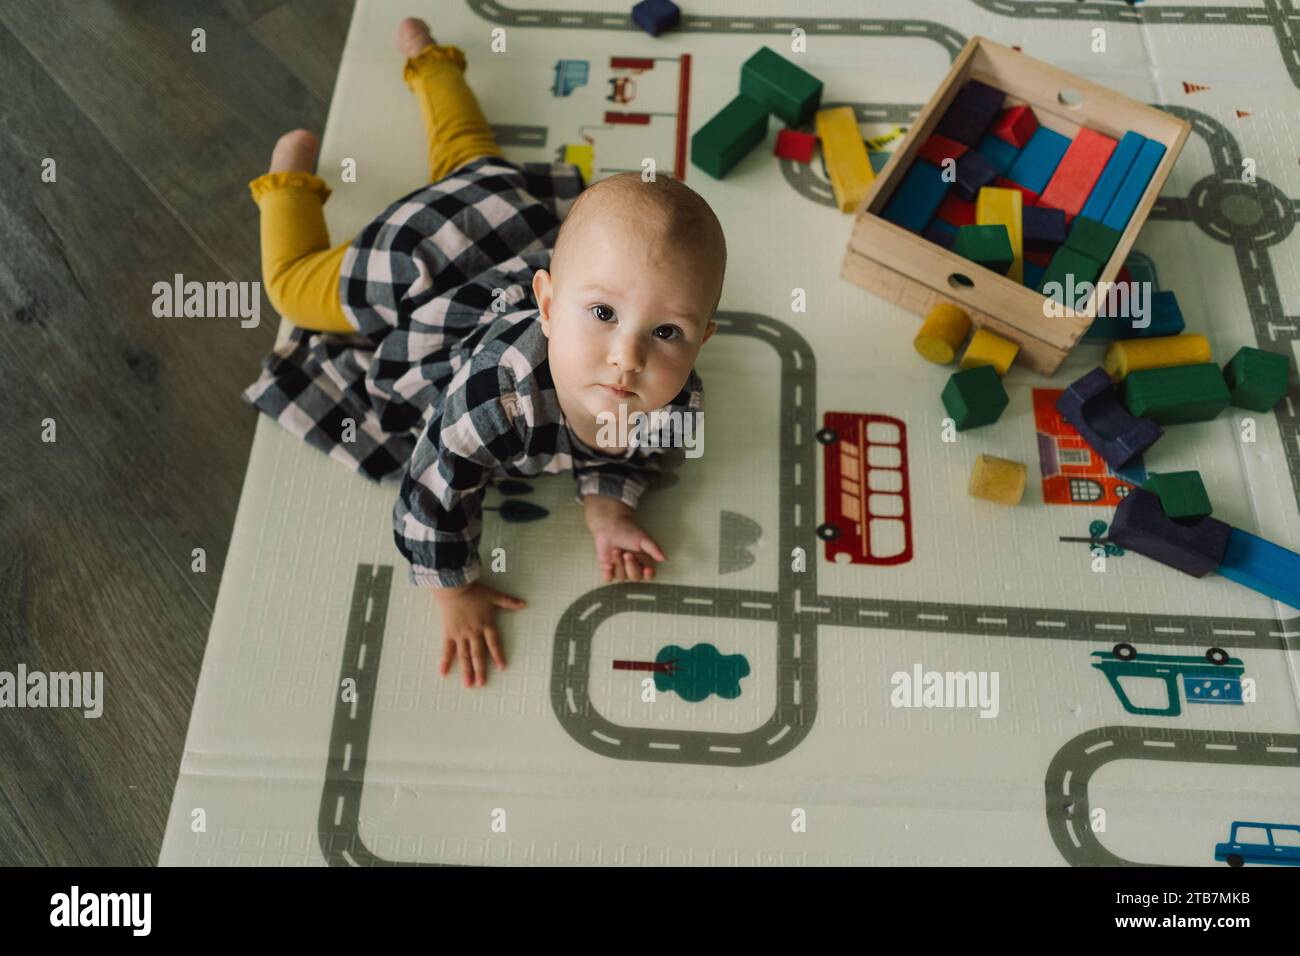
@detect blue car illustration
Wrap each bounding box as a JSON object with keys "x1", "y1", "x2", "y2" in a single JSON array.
[{"x1": 1214, "y1": 822, "x2": 1300, "y2": 867}]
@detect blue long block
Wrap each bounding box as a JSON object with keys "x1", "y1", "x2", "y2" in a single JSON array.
[
  {"x1": 1109, "y1": 489, "x2": 1231, "y2": 578},
  {"x1": 1080, "y1": 131, "x2": 1145, "y2": 221},
  {"x1": 1023, "y1": 259, "x2": 1045, "y2": 289},
  {"x1": 1218, "y1": 528, "x2": 1300, "y2": 610},
  {"x1": 1056, "y1": 367, "x2": 1163, "y2": 470},
  {"x1": 1101, "y1": 138, "x2": 1166, "y2": 232},
  {"x1": 1005, "y1": 127, "x2": 1070, "y2": 195},
  {"x1": 976, "y1": 133, "x2": 1019, "y2": 177},
  {"x1": 881, "y1": 159, "x2": 951, "y2": 233}
]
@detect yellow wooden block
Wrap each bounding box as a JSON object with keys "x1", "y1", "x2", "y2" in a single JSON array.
[
  {"x1": 815, "y1": 106, "x2": 875, "y2": 213},
  {"x1": 914, "y1": 303, "x2": 971, "y2": 364},
  {"x1": 969, "y1": 454, "x2": 1027, "y2": 505},
  {"x1": 959, "y1": 327, "x2": 1020, "y2": 375},
  {"x1": 975, "y1": 186, "x2": 1023, "y2": 283},
  {"x1": 1104, "y1": 333, "x2": 1212, "y2": 381}
]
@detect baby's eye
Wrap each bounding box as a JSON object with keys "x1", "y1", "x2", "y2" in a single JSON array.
[
  {"x1": 591, "y1": 304, "x2": 615, "y2": 322},
  {"x1": 654, "y1": 325, "x2": 682, "y2": 342}
]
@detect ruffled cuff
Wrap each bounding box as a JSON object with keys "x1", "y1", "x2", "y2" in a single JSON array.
[
  {"x1": 403, "y1": 43, "x2": 467, "y2": 86},
  {"x1": 247, "y1": 170, "x2": 332, "y2": 205},
  {"x1": 409, "y1": 559, "x2": 482, "y2": 590}
]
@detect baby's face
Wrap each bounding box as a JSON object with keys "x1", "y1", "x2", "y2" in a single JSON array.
[{"x1": 534, "y1": 218, "x2": 718, "y2": 430}]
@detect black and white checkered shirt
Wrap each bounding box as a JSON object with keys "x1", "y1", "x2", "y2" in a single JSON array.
[{"x1": 244, "y1": 157, "x2": 704, "y2": 588}]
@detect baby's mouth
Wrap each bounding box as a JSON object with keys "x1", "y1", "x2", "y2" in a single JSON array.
[{"x1": 600, "y1": 383, "x2": 636, "y2": 397}]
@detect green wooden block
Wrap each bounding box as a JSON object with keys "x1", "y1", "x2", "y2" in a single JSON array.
[
  {"x1": 941, "y1": 364, "x2": 1009, "y2": 430},
  {"x1": 739, "y1": 46, "x2": 823, "y2": 126},
  {"x1": 952, "y1": 225, "x2": 1013, "y2": 275},
  {"x1": 1223, "y1": 345, "x2": 1290, "y2": 412},
  {"x1": 1144, "y1": 471, "x2": 1212, "y2": 520},
  {"x1": 1124, "y1": 362, "x2": 1230, "y2": 424},
  {"x1": 1064, "y1": 215, "x2": 1121, "y2": 265},
  {"x1": 690, "y1": 94, "x2": 769, "y2": 179},
  {"x1": 1037, "y1": 246, "x2": 1102, "y2": 306}
]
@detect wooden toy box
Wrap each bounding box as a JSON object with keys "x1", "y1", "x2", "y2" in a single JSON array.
[{"x1": 841, "y1": 36, "x2": 1190, "y2": 374}]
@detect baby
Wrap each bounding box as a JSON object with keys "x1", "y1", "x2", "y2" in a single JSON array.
[{"x1": 244, "y1": 18, "x2": 726, "y2": 689}]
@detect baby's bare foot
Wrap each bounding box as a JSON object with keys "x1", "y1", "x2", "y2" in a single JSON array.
[
  {"x1": 395, "y1": 17, "x2": 435, "y2": 58},
  {"x1": 268, "y1": 129, "x2": 320, "y2": 174}
]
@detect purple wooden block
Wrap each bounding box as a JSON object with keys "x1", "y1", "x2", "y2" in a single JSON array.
[
  {"x1": 1022, "y1": 205, "x2": 1067, "y2": 250},
  {"x1": 1108, "y1": 488, "x2": 1231, "y2": 577},
  {"x1": 954, "y1": 150, "x2": 998, "y2": 202},
  {"x1": 1056, "y1": 367, "x2": 1163, "y2": 470},
  {"x1": 935, "y1": 80, "x2": 1005, "y2": 148},
  {"x1": 923, "y1": 220, "x2": 957, "y2": 248}
]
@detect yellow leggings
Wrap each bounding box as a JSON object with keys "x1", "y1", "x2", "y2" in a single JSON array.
[{"x1": 247, "y1": 43, "x2": 504, "y2": 333}]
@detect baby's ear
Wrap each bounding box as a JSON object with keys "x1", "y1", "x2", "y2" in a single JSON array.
[
  {"x1": 701, "y1": 319, "x2": 718, "y2": 344},
  {"x1": 532, "y1": 269, "x2": 552, "y2": 333}
]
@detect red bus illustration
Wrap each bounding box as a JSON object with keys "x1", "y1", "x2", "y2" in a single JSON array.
[{"x1": 817, "y1": 412, "x2": 914, "y2": 565}]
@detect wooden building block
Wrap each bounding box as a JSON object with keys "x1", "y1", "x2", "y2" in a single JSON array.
[
  {"x1": 936, "y1": 193, "x2": 976, "y2": 227},
  {"x1": 1005, "y1": 126, "x2": 1070, "y2": 195},
  {"x1": 1144, "y1": 471, "x2": 1212, "y2": 520},
  {"x1": 690, "y1": 94, "x2": 768, "y2": 179},
  {"x1": 991, "y1": 104, "x2": 1038, "y2": 148},
  {"x1": 816, "y1": 106, "x2": 875, "y2": 212},
  {"x1": 1022, "y1": 205, "x2": 1067, "y2": 250},
  {"x1": 1109, "y1": 488, "x2": 1230, "y2": 578},
  {"x1": 923, "y1": 218, "x2": 957, "y2": 248},
  {"x1": 632, "y1": 0, "x2": 680, "y2": 36},
  {"x1": 1056, "y1": 367, "x2": 1163, "y2": 470},
  {"x1": 917, "y1": 133, "x2": 969, "y2": 166},
  {"x1": 953, "y1": 149, "x2": 999, "y2": 202},
  {"x1": 1101, "y1": 137, "x2": 1167, "y2": 232},
  {"x1": 942, "y1": 364, "x2": 1009, "y2": 430},
  {"x1": 1038, "y1": 127, "x2": 1118, "y2": 221},
  {"x1": 880, "y1": 159, "x2": 950, "y2": 231},
  {"x1": 1038, "y1": 246, "x2": 1102, "y2": 306},
  {"x1": 975, "y1": 186, "x2": 1024, "y2": 282},
  {"x1": 1218, "y1": 528, "x2": 1300, "y2": 610},
  {"x1": 1064, "y1": 215, "x2": 1121, "y2": 265},
  {"x1": 741, "y1": 46, "x2": 824, "y2": 126},
  {"x1": 975, "y1": 133, "x2": 1019, "y2": 176},
  {"x1": 953, "y1": 224, "x2": 1013, "y2": 275},
  {"x1": 960, "y1": 327, "x2": 1020, "y2": 375},
  {"x1": 1104, "y1": 333, "x2": 1212, "y2": 380},
  {"x1": 969, "y1": 454, "x2": 1027, "y2": 505},
  {"x1": 1080, "y1": 131, "x2": 1145, "y2": 221},
  {"x1": 1222, "y1": 346, "x2": 1290, "y2": 412},
  {"x1": 934, "y1": 79, "x2": 1005, "y2": 147},
  {"x1": 774, "y1": 128, "x2": 816, "y2": 163},
  {"x1": 993, "y1": 176, "x2": 1039, "y2": 207},
  {"x1": 1124, "y1": 363, "x2": 1231, "y2": 424},
  {"x1": 914, "y1": 302, "x2": 971, "y2": 364}
]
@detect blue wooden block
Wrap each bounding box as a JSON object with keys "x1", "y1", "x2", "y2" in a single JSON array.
[
  {"x1": 1109, "y1": 488, "x2": 1231, "y2": 578},
  {"x1": 1101, "y1": 138, "x2": 1167, "y2": 232},
  {"x1": 1023, "y1": 259, "x2": 1045, "y2": 289},
  {"x1": 632, "y1": 0, "x2": 681, "y2": 36},
  {"x1": 1080, "y1": 131, "x2": 1145, "y2": 221},
  {"x1": 881, "y1": 159, "x2": 952, "y2": 233},
  {"x1": 934, "y1": 80, "x2": 1004, "y2": 148},
  {"x1": 1005, "y1": 127, "x2": 1070, "y2": 195},
  {"x1": 1086, "y1": 288, "x2": 1185, "y2": 340},
  {"x1": 976, "y1": 133, "x2": 1019, "y2": 177},
  {"x1": 1217, "y1": 528, "x2": 1300, "y2": 610},
  {"x1": 1022, "y1": 205, "x2": 1067, "y2": 250},
  {"x1": 1056, "y1": 367, "x2": 1163, "y2": 471},
  {"x1": 954, "y1": 149, "x2": 999, "y2": 202},
  {"x1": 923, "y1": 217, "x2": 958, "y2": 248}
]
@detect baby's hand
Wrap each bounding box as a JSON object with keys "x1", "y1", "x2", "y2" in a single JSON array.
[
  {"x1": 433, "y1": 582, "x2": 526, "y2": 688},
  {"x1": 584, "y1": 499, "x2": 667, "y2": 582}
]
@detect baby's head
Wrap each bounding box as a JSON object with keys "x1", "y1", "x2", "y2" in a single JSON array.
[{"x1": 532, "y1": 171, "x2": 726, "y2": 426}]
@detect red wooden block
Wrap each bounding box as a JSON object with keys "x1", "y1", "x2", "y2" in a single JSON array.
[
  {"x1": 1038, "y1": 127, "x2": 1118, "y2": 221},
  {"x1": 1024, "y1": 248, "x2": 1053, "y2": 268},
  {"x1": 774, "y1": 128, "x2": 817, "y2": 163},
  {"x1": 994, "y1": 176, "x2": 1039, "y2": 206},
  {"x1": 992, "y1": 104, "x2": 1038, "y2": 148},
  {"x1": 1117, "y1": 265, "x2": 1133, "y2": 285},
  {"x1": 936, "y1": 192, "x2": 976, "y2": 227},
  {"x1": 917, "y1": 133, "x2": 969, "y2": 167}
]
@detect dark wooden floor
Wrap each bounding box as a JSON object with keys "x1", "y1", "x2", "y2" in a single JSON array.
[{"x1": 0, "y1": 0, "x2": 354, "y2": 865}]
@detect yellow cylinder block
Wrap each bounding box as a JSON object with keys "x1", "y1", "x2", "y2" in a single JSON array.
[
  {"x1": 1103, "y1": 334, "x2": 1212, "y2": 381},
  {"x1": 914, "y1": 303, "x2": 971, "y2": 365},
  {"x1": 969, "y1": 454, "x2": 1027, "y2": 505},
  {"x1": 959, "y1": 327, "x2": 1020, "y2": 376}
]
